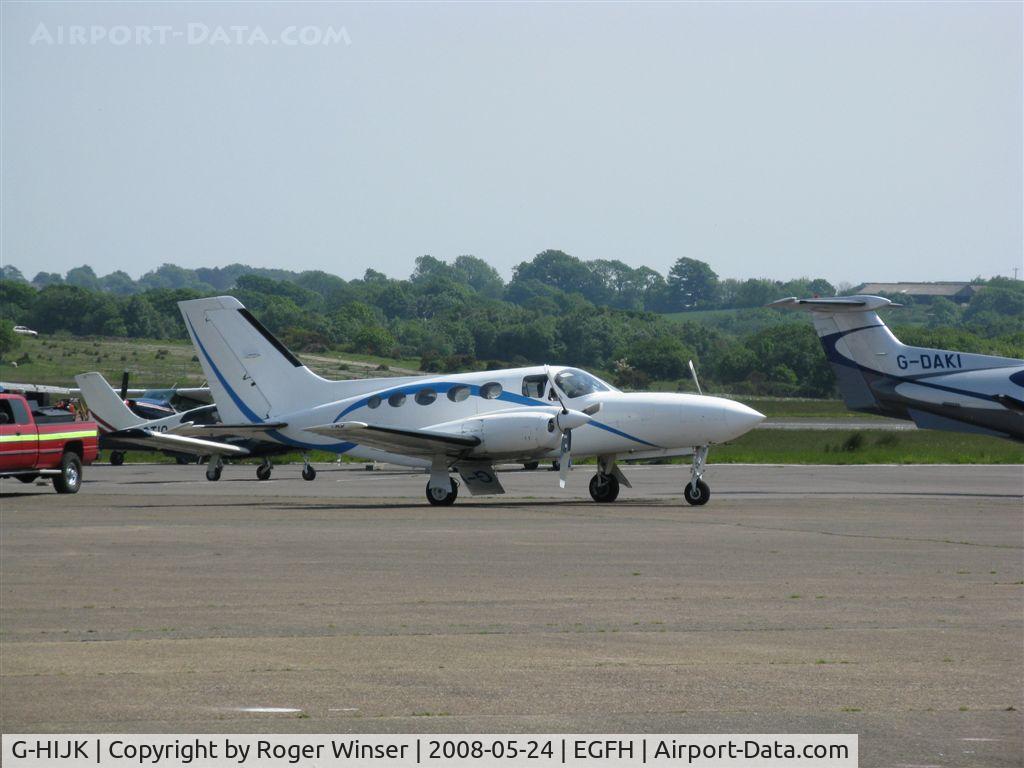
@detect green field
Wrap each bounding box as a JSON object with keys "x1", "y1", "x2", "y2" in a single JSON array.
[
  {"x1": 709, "y1": 428, "x2": 1023, "y2": 464},
  {"x1": 0, "y1": 335, "x2": 419, "y2": 389}
]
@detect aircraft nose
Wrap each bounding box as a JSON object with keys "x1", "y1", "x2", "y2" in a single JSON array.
[{"x1": 720, "y1": 400, "x2": 765, "y2": 440}]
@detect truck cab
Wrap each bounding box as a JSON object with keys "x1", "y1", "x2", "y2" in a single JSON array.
[{"x1": 0, "y1": 394, "x2": 99, "y2": 493}]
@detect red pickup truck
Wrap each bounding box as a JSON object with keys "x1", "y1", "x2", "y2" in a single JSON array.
[{"x1": 0, "y1": 393, "x2": 99, "y2": 493}]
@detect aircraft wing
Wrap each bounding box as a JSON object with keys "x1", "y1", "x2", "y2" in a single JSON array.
[
  {"x1": 108, "y1": 428, "x2": 250, "y2": 456},
  {"x1": 306, "y1": 421, "x2": 480, "y2": 458},
  {"x1": 174, "y1": 422, "x2": 287, "y2": 439}
]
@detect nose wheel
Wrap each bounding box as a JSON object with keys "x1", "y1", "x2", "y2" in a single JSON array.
[
  {"x1": 684, "y1": 445, "x2": 711, "y2": 505},
  {"x1": 589, "y1": 472, "x2": 620, "y2": 503},
  {"x1": 426, "y1": 478, "x2": 459, "y2": 506}
]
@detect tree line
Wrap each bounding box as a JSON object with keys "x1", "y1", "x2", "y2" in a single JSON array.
[{"x1": 1, "y1": 253, "x2": 1020, "y2": 398}]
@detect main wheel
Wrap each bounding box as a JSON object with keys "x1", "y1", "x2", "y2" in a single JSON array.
[
  {"x1": 589, "y1": 473, "x2": 620, "y2": 503},
  {"x1": 523, "y1": 461, "x2": 540, "y2": 471},
  {"x1": 684, "y1": 479, "x2": 710, "y2": 506},
  {"x1": 256, "y1": 463, "x2": 272, "y2": 481},
  {"x1": 110, "y1": 451, "x2": 125, "y2": 466},
  {"x1": 206, "y1": 465, "x2": 222, "y2": 482},
  {"x1": 53, "y1": 452, "x2": 82, "y2": 494},
  {"x1": 302, "y1": 465, "x2": 317, "y2": 481},
  {"x1": 425, "y1": 478, "x2": 459, "y2": 506}
]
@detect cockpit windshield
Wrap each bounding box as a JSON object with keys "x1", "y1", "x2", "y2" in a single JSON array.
[{"x1": 554, "y1": 368, "x2": 612, "y2": 398}]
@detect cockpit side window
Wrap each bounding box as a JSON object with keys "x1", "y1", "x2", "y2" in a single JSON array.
[
  {"x1": 521, "y1": 374, "x2": 548, "y2": 399},
  {"x1": 554, "y1": 368, "x2": 610, "y2": 399}
]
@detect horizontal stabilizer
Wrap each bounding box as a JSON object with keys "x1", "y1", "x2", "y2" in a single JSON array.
[
  {"x1": 307, "y1": 421, "x2": 479, "y2": 457},
  {"x1": 111, "y1": 428, "x2": 250, "y2": 456},
  {"x1": 768, "y1": 295, "x2": 900, "y2": 312}
]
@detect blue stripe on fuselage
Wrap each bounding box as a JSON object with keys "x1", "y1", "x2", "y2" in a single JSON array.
[
  {"x1": 821, "y1": 327, "x2": 1004, "y2": 405},
  {"x1": 334, "y1": 381, "x2": 658, "y2": 447}
]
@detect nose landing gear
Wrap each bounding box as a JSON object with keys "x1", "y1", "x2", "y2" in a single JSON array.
[
  {"x1": 589, "y1": 472, "x2": 620, "y2": 503},
  {"x1": 684, "y1": 445, "x2": 710, "y2": 506},
  {"x1": 425, "y1": 477, "x2": 459, "y2": 506}
]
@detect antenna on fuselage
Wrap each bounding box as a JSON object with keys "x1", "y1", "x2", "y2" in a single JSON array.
[{"x1": 688, "y1": 360, "x2": 703, "y2": 396}]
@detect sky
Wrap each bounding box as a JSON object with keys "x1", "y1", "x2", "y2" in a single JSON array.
[{"x1": 2, "y1": 1, "x2": 1021, "y2": 286}]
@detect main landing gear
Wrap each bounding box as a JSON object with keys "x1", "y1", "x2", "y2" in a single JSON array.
[
  {"x1": 302, "y1": 458, "x2": 317, "y2": 481},
  {"x1": 206, "y1": 456, "x2": 223, "y2": 482},
  {"x1": 256, "y1": 458, "x2": 273, "y2": 481},
  {"x1": 684, "y1": 445, "x2": 711, "y2": 506},
  {"x1": 425, "y1": 477, "x2": 459, "y2": 506}
]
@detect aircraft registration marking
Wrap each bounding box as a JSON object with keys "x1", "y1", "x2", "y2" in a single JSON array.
[{"x1": 896, "y1": 353, "x2": 962, "y2": 371}]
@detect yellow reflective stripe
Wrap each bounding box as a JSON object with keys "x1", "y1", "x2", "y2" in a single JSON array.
[
  {"x1": 0, "y1": 430, "x2": 96, "y2": 443},
  {"x1": 38, "y1": 430, "x2": 97, "y2": 441}
]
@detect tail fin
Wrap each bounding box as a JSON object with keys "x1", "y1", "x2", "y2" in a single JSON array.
[
  {"x1": 769, "y1": 295, "x2": 905, "y2": 413},
  {"x1": 178, "y1": 296, "x2": 341, "y2": 423},
  {"x1": 770, "y1": 294, "x2": 1021, "y2": 416},
  {"x1": 74, "y1": 372, "x2": 146, "y2": 432}
]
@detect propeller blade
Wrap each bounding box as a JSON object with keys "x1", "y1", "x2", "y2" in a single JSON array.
[
  {"x1": 688, "y1": 360, "x2": 703, "y2": 396},
  {"x1": 544, "y1": 364, "x2": 568, "y2": 413},
  {"x1": 559, "y1": 430, "x2": 572, "y2": 488},
  {"x1": 120, "y1": 371, "x2": 130, "y2": 401}
]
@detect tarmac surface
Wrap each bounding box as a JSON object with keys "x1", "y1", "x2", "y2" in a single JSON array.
[{"x1": 1, "y1": 463, "x2": 1022, "y2": 767}]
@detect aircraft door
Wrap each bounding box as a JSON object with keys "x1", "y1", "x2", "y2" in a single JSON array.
[{"x1": 0, "y1": 399, "x2": 37, "y2": 470}]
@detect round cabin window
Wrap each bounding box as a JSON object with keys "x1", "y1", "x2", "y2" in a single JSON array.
[
  {"x1": 388, "y1": 392, "x2": 406, "y2": 407},
  {"x1": 447, "y1": 385, "x2": 470, "y2": 402},
  {"x1": 414, "y1": 389, "x2": 437, "y2": 405},
  {"x1": 480, "y1": 382, "x2": 503, "y2": 399}
]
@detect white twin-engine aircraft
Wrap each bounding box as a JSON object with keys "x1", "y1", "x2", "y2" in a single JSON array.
[{"x1": 178, "y1": 297, "x2": 765, "y2": 506}]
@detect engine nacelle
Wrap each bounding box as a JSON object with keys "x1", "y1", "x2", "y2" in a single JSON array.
[{"x1": 462, "y1": 411, "x2": 560, "y2": 457}]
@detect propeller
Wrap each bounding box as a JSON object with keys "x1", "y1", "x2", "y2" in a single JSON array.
[
  {"x1": 120, "y1": 371, "x2": 130, "y2": 401},
  {"x1": 544, "y1": 366, "x2": 595, "y2": 488},
  {"x1": 688, "y1": 359, "x2": 703, "y2": 396}
]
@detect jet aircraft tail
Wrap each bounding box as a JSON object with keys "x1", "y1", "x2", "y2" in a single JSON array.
[{"x1": 769, "y1": 295, "x2": 1023, "y2": 420}]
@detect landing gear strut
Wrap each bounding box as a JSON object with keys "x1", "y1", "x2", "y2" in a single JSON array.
[
  {"x1": 425, "y1": 477, "x2": 459, "y2": 506},
  {"x1": 684, "y1": 445, "x2": 710, "y2": 506},
  {"x1": 205, "y1": 456, "x2": 223, "y2": 482},
  {"x1": 256, "y1": 458, "x2": 273, "y2": 481},
  {"x1": 302, "y1": 456, "x2": 316, "y2": 481}
]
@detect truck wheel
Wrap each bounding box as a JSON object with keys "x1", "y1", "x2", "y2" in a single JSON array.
[{"x1": 53, "y1": 453, "x2": 83, "y2": 494}]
